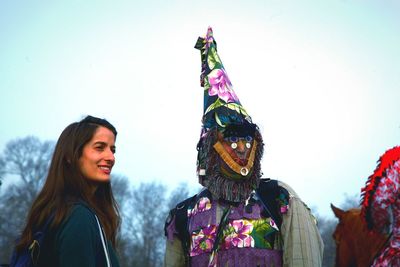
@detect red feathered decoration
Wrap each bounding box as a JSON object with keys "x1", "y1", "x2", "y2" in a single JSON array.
[{"x1": 361, "y1": 146, "x2": 400, "y2": 229}]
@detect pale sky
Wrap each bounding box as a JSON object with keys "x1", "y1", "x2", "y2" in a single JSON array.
[{"x1": 1, "y1": 0, "x2": 399, "y2": 217}]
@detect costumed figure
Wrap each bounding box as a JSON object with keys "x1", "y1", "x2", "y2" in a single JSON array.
[
  {"x1": 164, "y1": 27, "x2": 323, "y2": 267},
  {"x1": 361, "y1": 146, "x2": 400, "y2": 266}
]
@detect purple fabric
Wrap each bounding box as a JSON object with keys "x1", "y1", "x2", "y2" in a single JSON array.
[
  {"x1": 230, "y1": 203, "x2": 262, "y2": 220},
  {"x1": 190, "y1": 247, "x2": 282, "y2": 267},
  {"x1": 189, "y1": 201, "x2": 263, "y2": 232},
  {"x1": 189, "y1": 202, "x2": 217, "y2": 232}
]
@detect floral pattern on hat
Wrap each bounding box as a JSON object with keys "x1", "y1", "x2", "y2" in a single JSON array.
[
  {"x1": 208, "y1": 69, "x2": 239, "y2": 104},
  {"x1": 195, "y1": 27, "x2": 251, "y2": 129}
]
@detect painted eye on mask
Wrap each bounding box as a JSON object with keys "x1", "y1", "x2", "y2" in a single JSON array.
[
  {"x1": 226, "y1": 136, "x2": 253, "y2": 143},
  {"x1": 228, "y1": 136, "x2": 239, "y2": 143},
  {"x1": 226, "y1": 136, "x2": 253, "y2": 150},
  {"x1": 245, "y1": 136, "x2": 253, "y2": 142}
]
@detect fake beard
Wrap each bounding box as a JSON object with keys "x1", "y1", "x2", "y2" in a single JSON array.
[{"x1": 197, "y1": 129, "x2": 264, "y2": 202}]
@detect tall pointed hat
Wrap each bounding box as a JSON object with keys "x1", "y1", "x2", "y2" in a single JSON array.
[
  {"x1": 194, "y1": 28, "x2": 264, "y2": 202},
  {"x1": 195, "y1": 27, "x2": 252, "y2": 131}
]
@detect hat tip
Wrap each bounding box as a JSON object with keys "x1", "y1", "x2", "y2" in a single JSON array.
[{"x1": 207, "y1": 26, "x2": 213, "y2": 36}]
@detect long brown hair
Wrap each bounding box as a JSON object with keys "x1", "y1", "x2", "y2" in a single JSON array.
[{"x1": 16, "y1": 115, "x2": 120, "y2": 251}]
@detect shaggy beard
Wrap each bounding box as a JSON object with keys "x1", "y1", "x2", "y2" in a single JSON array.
[{"x1": 197, "y1": 129, "x2": 264, "y2": 202}]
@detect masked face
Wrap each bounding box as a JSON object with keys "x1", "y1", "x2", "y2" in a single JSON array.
[
  {"x1": 221, "y1": 134, "x2": 253, "y2": 164},
  {"x1": 196, "y1": 126, "x2": 264, "y2": 202},
  {"x1": 214, "y1": 131, "x2": 257, "y2": 178}
]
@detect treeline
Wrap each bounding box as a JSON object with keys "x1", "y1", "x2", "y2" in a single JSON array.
[{"x1": 0, "y1": 136, "x2": 359, "y2": 266}]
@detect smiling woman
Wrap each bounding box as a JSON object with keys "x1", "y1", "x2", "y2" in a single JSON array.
[
  {"x1": 79, "y1": 126, "x2": 116, "y2": 185},
  {"x1": 9, "y1": 115, "x2": 121, "y2": 267}
]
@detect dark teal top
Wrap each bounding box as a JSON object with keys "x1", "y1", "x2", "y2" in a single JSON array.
[{"x1": 37, "y1": 203, "x2": 120, "y2": 267}]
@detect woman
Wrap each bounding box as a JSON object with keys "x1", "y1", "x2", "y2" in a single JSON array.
[{"x1": 13, "y1": 115, "x2": 120, "y2": 267}]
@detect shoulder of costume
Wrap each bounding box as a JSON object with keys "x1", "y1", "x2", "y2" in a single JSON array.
[
  {"x1": 164, "y1": 190, "x2": 200, "y2": 230},
  {"x1": 167, "y1": 188, "x2": 212, "y2": 216},
  {"x1": 258, "y1": 178, "x2": 292, "y2": 198},
  {"x1": 256, "y1": 178, "x2": 290, "y2": 228},
  {"x1": 164, "y1": 190, "x2": 212, "y2": 245}
]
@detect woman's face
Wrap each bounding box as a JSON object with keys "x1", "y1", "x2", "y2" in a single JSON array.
[{"x1": 79, "y1": 126, "x2": 116, "y2": 184}]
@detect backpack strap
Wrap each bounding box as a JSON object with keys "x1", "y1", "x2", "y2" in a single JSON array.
[
  {"x1": 165, "y1": 189, "x2": 215, "y2": 266},
  {"x1": 176, "y1": 196, "x2": 196, "y2": 264},
  {"x1": 165, "y1": 194, "x2": 197, "y2": 266},
  {"x1": 94, "y1": 214, "x2": 111, "y2": 267},
  {"x1": 31, "y1": 214, "x2": 54, "y2": 264},
  {"x1": 9, "y1": 214, "x2": 54, "y2": 267}
]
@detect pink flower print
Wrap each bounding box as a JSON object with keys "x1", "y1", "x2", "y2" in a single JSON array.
[
  {"x1": 198, "y1": 197, "x2": 211, "y2": 211},
  {"x1": 269, "y1": 219, "x2": 279, "y2": 231},
  {"x1": 207, "y1": 69, "x2": 239, "y2": 104},
  {"x1": 205, "y1": 35, "x2": 214, "y2": 49},
  {"x1": 280, "y1": 204, "x2": 289, "y2": 214},
  {"x1": 223, "y1": 219, "x2": 254, "y2": 249},
  {"x1": 190, "y1": 225, "x2": 217, "y2": 256},
  {"x1": 187, "y1": 197, "x2": 212, "y2": 218},
  {"x1": 205, "y1": 27, "x2": 214, "y2": 49}
]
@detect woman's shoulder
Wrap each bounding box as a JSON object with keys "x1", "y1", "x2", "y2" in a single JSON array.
[
  {"x1": 53, "y1": 202, "x2": 100, "y2": 249},
  {"x1": 67, "y1": 202, "x2": 97, "y2": 224},
  {"x1": 69, "y1": 202, "x2": 95, "y2": 216},
  {"x1": 57, "y1": 202, "x2": 98, "y2": 235}
]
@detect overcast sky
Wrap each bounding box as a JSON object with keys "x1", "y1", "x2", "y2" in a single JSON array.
[{"x1": 1, "y1": 0, "x2": 399, "y2": 217}]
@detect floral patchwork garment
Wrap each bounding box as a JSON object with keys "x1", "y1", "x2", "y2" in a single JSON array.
[
  {"x1": 187, "y1": 195, "x2": 285, "y2": 267},
  {"x1": 165, "y1": 181, "x2": 324, "y2": 267}
]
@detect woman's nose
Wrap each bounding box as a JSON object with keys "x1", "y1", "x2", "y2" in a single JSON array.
[{"x1": 105, "y1": 148, "x2": 115, "y2": 163}]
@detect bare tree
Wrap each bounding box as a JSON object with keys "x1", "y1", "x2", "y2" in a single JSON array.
[
  {"x1": 4, "y1": 136, "x2": 54, "y2": 199},
  {"x1": 316, "y1": 213, "x2": 337, "y2": 267},
  {"x1": 0, "y1": 136, "x2": 54, "y2": 264},
  {"x1": 110, "y1": 174, "x2": 133, "y2": 267},
  {"x1": 0, "y1": 156, "x2": 4, "y2": 188},
  {"x1": 167, "y1": 182, "x2": 190, "y2": 210},
  {"x1": 111, "y1": 174, "x2": 131, "y2": 210},
  {"x1": 120, "y1": 182, "x2": 167, "y2": 267},
  {"x1": 113, "y1": 180, "x2": 191, "y2": 267}
]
